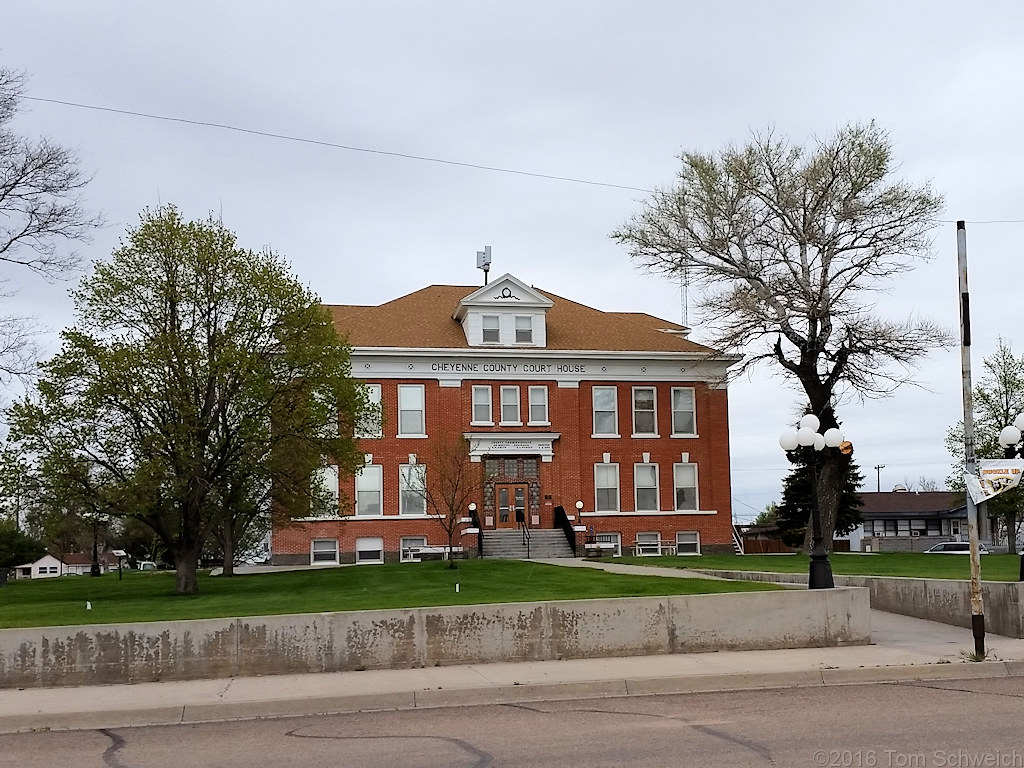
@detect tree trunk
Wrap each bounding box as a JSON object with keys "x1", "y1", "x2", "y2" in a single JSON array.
[
  {"x1": 1006, "y1": 513, "x2": 1018, "y2": 555},
  {"x1": 815, "y1": 452, "x2": 845, "y2": 553},
  {"x1": 222, "y1": 525, "x2": 235, "y2": 577},
  {"x1": 172, "y1": 547, "x2": 201, "y2": 594},
  {"x1": 446, "y1": 529, "x2": 458, "y2": 569}
]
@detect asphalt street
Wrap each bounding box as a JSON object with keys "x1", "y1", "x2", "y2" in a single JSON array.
[{"x1": 5, "y1": 676, "x2": 1024, "y2": 768}]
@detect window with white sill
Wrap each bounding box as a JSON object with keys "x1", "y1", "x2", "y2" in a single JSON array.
[
  {"x1": 673, "y1": 463, "x2": 698, "y2": 511},
  {"x1": 399, "y1": 464, "x2": 427, "y2": 516},
  {"x1": 592, "y1": 386, "x2": 618, "y2": 436},
  {"x1": 398, "y1": 384, "x2": 425, "y2": 436},
  {"x1": 594, "y1": 463, "x2": 620, "y2": 512},
  {"x1": 632, "y1": 387, "x2": 657, "y2": 436},
  {"x1": 634, "y1": 463, "x2": 660, "y2": 511},
  {"x1": 671, "y1": 387, "x2": 696, "y2": 436},
  {"x1": 528, "y1": 385, "x2": 548, "y2": 424},
  {"x1": 472, "y1": 385, "x2": 492, "y2": 424},
  {"x1": 355, "y1": 464, "x2": 383, "y2": 516},
  {"x1": 500, "y1": 385, "x2": 521, "y2": 424}
]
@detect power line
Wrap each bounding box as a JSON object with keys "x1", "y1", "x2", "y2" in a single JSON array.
[
  {"x1": 23, "y1": 95, "x2": 653, "y2": 194},
  {"x1": 23, "y1": 96, "x2": 1024, "y2": 225}
]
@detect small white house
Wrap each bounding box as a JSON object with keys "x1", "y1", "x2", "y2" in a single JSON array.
[
  {"x1": 14, "y1": 553, "x2": 117, "y2": 579},
  {"x1": 17, "y1": 554, "x2": 65, "y2": 579}
]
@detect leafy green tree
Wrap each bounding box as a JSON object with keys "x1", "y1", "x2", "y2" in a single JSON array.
[
  {"x1": 777, "y1": 448, "x2": 864, "y2": 549},
  {"x1": 0, "y1": 518, "x2": 46, "y2": 572},
  {"x1": 7, "y1": 206, "x2": 372, "y2": 594},
  {"x1": 752, "y1": 502, "x2": 779, "y2": 527},
  {"x1": 614, "y1": 122, "x2": 949, "y2": 547},
  {"x1": 946, "y1": 339, "x2": 1024, "y2": 552}
]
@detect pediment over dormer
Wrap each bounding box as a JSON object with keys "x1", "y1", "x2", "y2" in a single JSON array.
[
  {"x1": 453, "y1": 273, "x2": 552, "y2": 348},
  {"x1": 453, "y1": 274, "x2": 553, "y2": 318}
]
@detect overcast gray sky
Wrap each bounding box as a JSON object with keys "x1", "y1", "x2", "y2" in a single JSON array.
[{"x1": 4, "y1": 1, "x2": 1023, "y2": 522}]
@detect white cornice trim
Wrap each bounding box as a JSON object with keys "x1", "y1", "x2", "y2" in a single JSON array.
[{"x1": 351, "y1": 347, "x2": 741, "y2": 363}]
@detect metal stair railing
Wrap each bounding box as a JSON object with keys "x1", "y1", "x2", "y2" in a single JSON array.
[
  {"x1": 552, "y1": 505, "x2": 578, "y2": 556},
  {"x1": 732, "y1": 524, "x2": 745, "y2": 555}
]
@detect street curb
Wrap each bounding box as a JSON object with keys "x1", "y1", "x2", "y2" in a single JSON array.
[{"x1": 1, "y1": 661, "x2": 1016, "y2": 735}]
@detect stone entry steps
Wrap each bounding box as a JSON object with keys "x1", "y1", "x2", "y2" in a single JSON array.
[{"x1": 481, "y1": 529, "x2": 576, "y2": 559}]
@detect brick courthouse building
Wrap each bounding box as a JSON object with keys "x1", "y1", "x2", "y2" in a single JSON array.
[{"x1": 271, "y1": 274, "x2": 740, "y2": 565}]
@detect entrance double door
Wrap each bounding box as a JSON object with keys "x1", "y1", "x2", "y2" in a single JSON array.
[{"x1": 495, "y1": 483, "x2": 528, "y2": 529}]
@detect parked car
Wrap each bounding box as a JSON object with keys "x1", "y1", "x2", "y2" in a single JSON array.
[{"x1": 923, "y1": 541, "x2": 989, "y2": 554}]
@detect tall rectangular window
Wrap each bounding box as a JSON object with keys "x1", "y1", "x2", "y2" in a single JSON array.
[
  {"x1": 528, "y1": 386, "x2": 548, "y2": 424},
  {"x1": 592, "y1": 386, "x2": 618, "y2": 436},
  {"x1": 500, "y1": 386, "x2": 521, "y2": 424},
  {"x1": 634, "y1": 463, "x2": 659, "y2": 511},
  {"x1": 482, "y1": 315, "x2": 500, "y2": 343},
  {"x1": 515, "y1": 315, "x2": 532, "y2": 343},
  {"x1": 671, "y1": 387, "x2": 696, "y2": 436},
  {"x1": 472, "y1": 385, "x2": 492, "y2": 424},
  {"x1": 355, "y1": 464, "x2": 383, "y2": 516},
  {"x1": 673, "y1": 463, "x2": 698, "y2": 511},
  {"x1": 398, "y1": 384, "x2": 425, "y2": 436},
  {"x1": 400, "y1": 464, "x2": 427, "y2": 516},
  {"x1": 632, "y1": 387, "x2": 657, "y2": 436},
  {"x1": 595, "y1": 463, "x2": 620, "y2": 512},
  {"x1": 316, "y1": 464, "x2": 340, "y2": 512},
  {"x1": 355, "y1": 383, "x2": 382, "y2": 438}
]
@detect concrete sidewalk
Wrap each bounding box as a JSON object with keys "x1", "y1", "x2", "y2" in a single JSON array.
[{"x1": 4, "y1": 609, "x2": 1024, "y2": 734}]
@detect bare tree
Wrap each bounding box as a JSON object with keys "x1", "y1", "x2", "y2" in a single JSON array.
[
  {"x1": 420, "y1": 435, "x2": 487, "y2": 568},
  {"x1": 614, "y1": 122, "x2": 950, "y2": 546},
  {"x1": 0, "y1": 67, "x2": 101, "y2": 382}
]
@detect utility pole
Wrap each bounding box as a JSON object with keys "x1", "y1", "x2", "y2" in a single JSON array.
[
  {"x1": 874, "y1": 464, "x2": 885, "y2": 493},
  {"x1": 957, "y1": 220, "x2": 986, "y2": 657}
]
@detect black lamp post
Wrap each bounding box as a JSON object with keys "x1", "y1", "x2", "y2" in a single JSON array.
[
  {"x1": 997, "y1": 414, "x2": 1024, "y2": 581},
  {"x1": 780, "y1": 415, "x2": 847, "y2": 590}
]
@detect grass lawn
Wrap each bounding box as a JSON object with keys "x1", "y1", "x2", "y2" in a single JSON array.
[
  {"x1": 612, "y1": 552, "x2": 1024, "y2": 581},
  {"x1": 0, "y1": 559, "x2": 780, "y2": 629}
]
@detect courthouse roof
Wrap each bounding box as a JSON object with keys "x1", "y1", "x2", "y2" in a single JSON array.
[{"x1": 326, "y1": 284, "x2": 721, "y2": 355}]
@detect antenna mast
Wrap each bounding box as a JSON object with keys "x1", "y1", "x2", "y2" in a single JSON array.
[
  {"x1": 476, "y1": 246, "x2": 492, "y2": 285},
  {"x1": 679, "y1": 263, "x2": 690, "y2": 326}
]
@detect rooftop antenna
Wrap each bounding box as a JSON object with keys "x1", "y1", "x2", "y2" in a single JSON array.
[
  {"x1": 476, "y1": 245, "x2": 492, "y2": 285},
  {"x1": 679, "y1": 262, "x2": 690, "y2": 326}
]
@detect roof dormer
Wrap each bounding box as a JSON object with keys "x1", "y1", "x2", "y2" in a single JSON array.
[{"x1": 453, "y1": 273, "x2": 553, "y2": 348}]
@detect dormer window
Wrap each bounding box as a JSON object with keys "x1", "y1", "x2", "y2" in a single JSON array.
[
  {"x1": 482, "y1": 315, "x2": 500, "y2": 343},
  {"x1": 515, "y1": 316, "x2": 532, "y2": 344},
  {"x1": 453, "y1": 274, "x2": 552, "y2": 348}
]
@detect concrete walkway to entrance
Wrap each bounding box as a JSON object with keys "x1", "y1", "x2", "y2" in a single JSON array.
[{"x1": 4, "y1": 562, "x2": 1024, "y2": 734}]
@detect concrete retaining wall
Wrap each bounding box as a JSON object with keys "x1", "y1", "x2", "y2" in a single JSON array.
[
  {"x1": 0, "y1": 588, "x2": 869, "y2": 688},
  {"x1": 702, "y1": 570, "x2": 1024, "y2": 638}
]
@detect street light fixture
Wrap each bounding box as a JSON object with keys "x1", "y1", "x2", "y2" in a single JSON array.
[
  {"x1": 997, "y1": 413, "x2": 1024, "y2": 581},
  {"x1": 997, "y1": 413, "x2": 1024, "y2": 458},
  {"x1": 779, "y1": 414, "x2": 847, "y2": 589}
]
